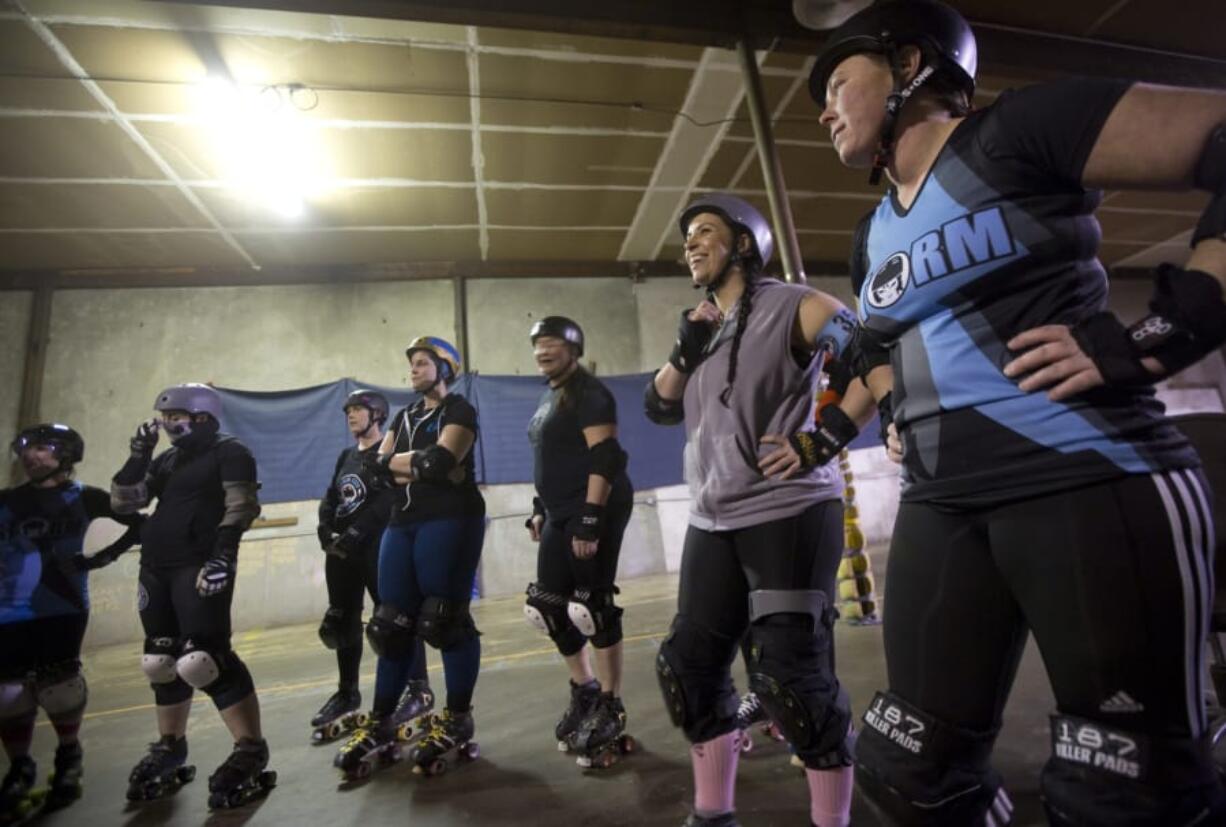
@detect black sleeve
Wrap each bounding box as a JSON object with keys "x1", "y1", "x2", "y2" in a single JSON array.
[
  {"x1": 317, "y1": 449, "x2": 348, "y2": 529},
  {"x1": 444, "y1": 396, "x2": 479, "y2": 436},
  {"x1": 849, "y1": 211, "x2": 873, "y2": 298},
  {"x1": 979, "y1": 77, "x2": 1133, "y2": 188},
  {"x1": 576, "y1": 380, "x2": 618, "y2": 430},
  {"x1": 387, "y1": 408, "x2": 409, "y2": 451},
  {"x1": 145, "y1": 452, "x2": 170, "y2": 498},
  {"x1": 218, "y1": 441, "x2": 258, "y2": 484},
  {"x1": 81, "y1": 485, "x2": 143, "y2": 526}
]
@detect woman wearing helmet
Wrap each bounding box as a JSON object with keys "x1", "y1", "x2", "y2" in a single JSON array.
[
  {"x1": 811, "y1": 1, "x2": 1226, "y2": 824},
  {"x1": 110, "y1": 383, "x2": 271, "y2": 809},
  {"x1": 0, "y1": 424, "x2": 143, "y2": 819},
  {"x1": 646, "y1": 192, "x2": 874, "y2": 827},
  {"x1": 523, "y1": 315, "x2": 635, "y2": 767},
  {"x1": 310, "y1": 390, "x2": 432, "y2": 743},
  {"x1": 333, "y1": 337, "x2": 485, "y2": 779}
]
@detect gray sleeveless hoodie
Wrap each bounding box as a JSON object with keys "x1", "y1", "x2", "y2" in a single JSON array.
[{"x1": 682, "y1": 279, "x2": 843, "y2": 531}]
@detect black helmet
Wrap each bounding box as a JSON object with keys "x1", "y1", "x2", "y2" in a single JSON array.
[
  {"x1": 530, "y1": 316, "x2": 585, "y2": 357},
  {"x1": 10, "y1": 423, "x2": 84, "y2": 465},
  {"x1": 343, "y1": 389, "x2": 389, "y2": 424},
  {"x1": 808, "y1": 0, "x2": 977, "y2": 108}
]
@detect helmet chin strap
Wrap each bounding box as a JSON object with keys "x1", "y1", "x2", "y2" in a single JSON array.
[{"x1": 870, "y1": 44, "x2": 936, "y2": 186}]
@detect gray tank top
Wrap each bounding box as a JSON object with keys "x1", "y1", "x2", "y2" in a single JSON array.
[{"x1": 682, "y1": 279, "x2": 843, "y2": 531}]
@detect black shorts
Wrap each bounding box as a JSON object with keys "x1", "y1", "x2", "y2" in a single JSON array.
[
  {"x1": 0, "y1": 613, "x2": 89, "y2": 679},
  {"x1": 536, "y1": 499, "x2": 632, "y2": 596},
  {"x1": 138, "y1": 563, "x2": 234, "y2": 649}
]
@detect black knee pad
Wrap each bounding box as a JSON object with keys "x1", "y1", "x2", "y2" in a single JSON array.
[
  {"x1": 568, "y1": 588, "x2": 624, "y2": 649},
  {"x1": 365, "y1": 603, "x2": 416, "y2": 659},
  {"x1": 318, "y1": 606, "x2": 363, "y2": 650},
  {"x1": 417, "y1": 596, "x2": 478, "y2": 651},
  {"x1": 1041, "y1": 713, "x2": 1226, "y2": 826},
  {"x1": 524, "y1": 582, "x2": 585, "y2": 657},
  {"x1": 856, "y1": 691, "x2": 1009, "y2": 826},
  {"x1": 746, "y1": 596, "x2": 852, "y2": 767},
  {"x1": 655, "y1": 615, "x2": 739, "y2": 743},
  {"x1": 176, "y1": 641, "x2": 254, "y2": 711}
]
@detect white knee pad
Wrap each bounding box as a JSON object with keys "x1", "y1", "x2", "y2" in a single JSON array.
[
  {"x1": 176, "y1": 650, "x2": 220, "y2": 690},
  {"x1": 141, "y1": 654, "x2": 179, "y2": 685},
  {"x1": 0, "y1": 681, "x2": 35, "y2": 719},
  {"x1": 523, "y1": 603, "x2": 551, "y2": 634},
  {"x1": 36, "y1": 674, "x2": 88, "y2": 717},
  {"x1": 567, "y1": 600, "x2": 598, "y2": 637}
]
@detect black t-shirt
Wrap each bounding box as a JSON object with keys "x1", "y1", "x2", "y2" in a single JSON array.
[
  {"x1": 141, "y1": 435, "x2": 258, "y2": 567},
  {"x1": 850, "y1": 77, "x2": 1197, "y2": 507},
  {"x1": 318, "y1": 443, "x2": 394, "y2": 543},
  {"x1": 386, "y1": 394, "x2": 485, "y2": 523},
  {"x1": 528, "y1": 369, "x2": 632, "y2": 520}
]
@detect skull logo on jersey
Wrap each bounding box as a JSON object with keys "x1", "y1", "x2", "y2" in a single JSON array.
[
  {"x1": 866, "y1": 252, "x2": 911, "y2": 309},
  {"x1": 334, "y1": 473, "x2": 368, "y2": 520}
]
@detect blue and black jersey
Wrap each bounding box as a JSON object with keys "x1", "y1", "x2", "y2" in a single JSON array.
[
  {"x1": 853, "y1": 77, "x2": 1198, "y2": 507},
  {"x1": 0, "y1": 481, "x2": 141, "y2": 624}
]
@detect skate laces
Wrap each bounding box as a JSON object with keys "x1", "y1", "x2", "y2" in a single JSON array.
[{"x1": 737, "y1": 692, "x2": 762, "y2": 724}]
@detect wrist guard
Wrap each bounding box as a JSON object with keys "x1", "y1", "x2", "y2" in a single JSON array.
[
  {"x1": 791, "y1": 405, "x2": 860, "y2": 470},
  {"x1": 571, "y1": 503, "x2": 605, "y2": 543}
]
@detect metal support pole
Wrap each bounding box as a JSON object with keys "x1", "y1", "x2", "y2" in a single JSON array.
[
  {"x1": 737, "y1": 39, "x2": 805, "y2": 284},
  {"x1": 453, "y1": 274, "x2": 470, "y2": 371}
]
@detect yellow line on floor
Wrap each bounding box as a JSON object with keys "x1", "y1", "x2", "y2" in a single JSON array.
[{"x1": 58, "y1": 631, "x2": 664, "y2": 724}]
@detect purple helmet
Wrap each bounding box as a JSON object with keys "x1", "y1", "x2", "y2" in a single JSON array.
[
  {"x1": 679, "y1": 193, "x2": 774, "y2": 267},
  {"x1": 153, "y1": 383, "x2": 222, "y2": 421},
  {"x1": 11, "y1": 423, "x2": 84, "y2": 464},
  {"x1": 344, "y1": 389, "x2": 389, "y2": 424}
]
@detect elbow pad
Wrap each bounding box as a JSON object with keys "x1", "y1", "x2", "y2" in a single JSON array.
[
  {"x1": 220, "y1": 481, "x2": 261, "y2": 531},
  {"x1": 644, "y1": 375, "x2": 684, "y2": 426},
  {"x1": 588, "y1": 438, "x2": 627, "y2": 482},
  {"x1": 411, "y1": 444, "x2": 457, "y2": 482},
  {"x1": 844, "y1": 325, "x2": 892, "y2": 383},
  {"x1": 110, "y1": 480, "x2": 149, "y2": 515}
]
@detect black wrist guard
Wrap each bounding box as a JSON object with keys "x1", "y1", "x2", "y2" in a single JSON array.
[
  {"x1": 791, "y1": 405, "x2": 859, "y2": 470},
  {"x1": 669, "y1": 309, "x2": 716, "y2": 374},
  {"x1": 1072, "y1": 266, "x2": 1226, "y2": 384},
  {"x1": 877, "y1": 392, "x2": 894, "y2": 446},
  {"x1": 571, "y1": 503, "x2": 604, "y2": 543},
  {"x1": 525, "y1": 497, "x2": 546, "y2": 529}
]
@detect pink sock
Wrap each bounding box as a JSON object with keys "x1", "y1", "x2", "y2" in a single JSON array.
[
  {"x1": 806, "y1": 765, "x2": 853, "y2": 827},
  {"x1": 691, "y1": 730, "x2": 741, "y2": 817}
]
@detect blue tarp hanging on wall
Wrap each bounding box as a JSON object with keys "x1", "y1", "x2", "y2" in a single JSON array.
[{"x1": 215, "y1": 374, "x2": 880, "y2": 504}]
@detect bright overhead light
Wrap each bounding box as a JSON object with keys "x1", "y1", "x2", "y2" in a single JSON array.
[{"x1": 194, "y1": 76, "x2": 329, "y2": 219}]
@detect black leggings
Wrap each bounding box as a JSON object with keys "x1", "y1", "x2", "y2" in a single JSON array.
[
  {"x1": 664, "y1": 499, "x2": 846, "y2": 761},
  {"x1": 862, "y1": 468, "x2": 1221, "y2": 823},
  {"x1": 535, "y1": 499, "x2": 632, "y2": 654}
]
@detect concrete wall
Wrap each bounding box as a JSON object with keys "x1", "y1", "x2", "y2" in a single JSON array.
[
  {"x1": 5, "y1": 273, "x2": 1225, "y2": 649},
  {"x1": 1, "y1": 291, "x2": 32, "y2": 477}
]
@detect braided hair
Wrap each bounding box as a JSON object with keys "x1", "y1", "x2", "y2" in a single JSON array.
[{"x1": 717, "y1": 233, "x2": 764, "y2": 407}]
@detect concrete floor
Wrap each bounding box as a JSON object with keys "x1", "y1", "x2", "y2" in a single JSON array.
[{"x1": 27, "y1": 550, "x2": 1061, "y2": 827}]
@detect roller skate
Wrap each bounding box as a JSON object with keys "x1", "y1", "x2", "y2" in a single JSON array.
[
  {"x1": 735, "y1": 691, "x2": 783, "y2": 753},
  {"x1": 126, "y1": 735, "x2": 195, "y2": 802},
  {"x1": 572, "y1": 693, "x2": 635, "y2": 770},
  {"x1": 392, "y1": 680, "x2": 436, "y2": 744},
  {"x1": 207, "y1": 737, "x2": 275, "y2": 809},
  {"x1": 40, "y1": 742, "x2": 83, "y2": 812},
  {"x1": 409, "y1": 708, "x2": 479, "y2": 777},
  {"x1": 310, "y1": 687, "x2": 367, "y2": 744},
  {"x1": 333, "y1": 715, "x2": 401, "y2": 782},
  {"x1": 0, "y1": 756, "x2": 37, "y2": 825},
  {"x1": 682, "y1": 814, "x2": 741, "y2": 826},
  {"x1": 555, "y1": 679, "x2": 601, "y2": 752}
]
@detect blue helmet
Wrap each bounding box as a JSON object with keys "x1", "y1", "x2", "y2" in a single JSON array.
[
  {"x1": 11, "y1": 423, "x2": 84, "y2": 464},
  {"x1": 406, "y1": 336, "x2": 462, "y2": 381},
  {"x1": 679, "y1": 193, "x2": 774, "y2": 268}
]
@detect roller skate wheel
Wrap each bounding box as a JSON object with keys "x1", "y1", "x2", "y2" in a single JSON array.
[
  {"x1": 260, "y1": 770, "x2": 277, "y2": 789},
  {"x1": 427, "y1": 758, "x2": 447, "y2": 776},
  {"x1": 576, "y1": 755, "x2": 593, "y2": 769},
  {"x1": 354, "y1": 762, "x2": 372, "y2": 780},
  {"x1": 556, "y1": 739, "x2": 570, "y2": 752},
  {"x1": 325, "y1": 722, "x2": 342, "y2": 740},
  {"x1": 179, "y1": 765, "x2": 196, "y2": 783},
  {"x1": 618, "y1": 735, "x2": 635, "y2": 754},
  {"x1": 739, "y1": 732, "x2": 754, "y2": 753},
  {"x1": 353, "y1": 712, "x2": 370, "y2": 728},
  {"x1": 462, "y1": 742, "x2": 480, "y2": 760}
]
